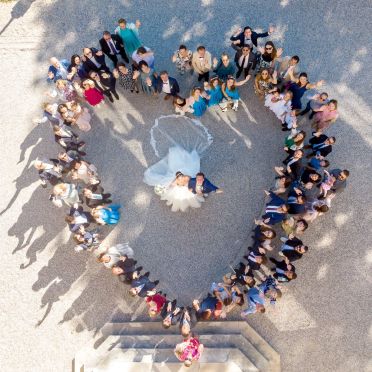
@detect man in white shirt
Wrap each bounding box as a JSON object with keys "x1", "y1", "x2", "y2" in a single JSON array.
[{"x1": 155, "y1": 71, "x2": 180, "y2": 100}]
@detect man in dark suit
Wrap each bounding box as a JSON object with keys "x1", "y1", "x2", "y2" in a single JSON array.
[
  {"x1": 188, "y1": 172, "x2": 222, "y2": 196},
  {"x1": 88, "y1": 70, "x2": 119, "y2": 102},
  {"x1": 99, "y1": 31, "x2": 129, "y2": 65},
  {"x1": 129, "y1": 272, "x2": 159, "y2": 297},
  {"x1": 282, "y1": 149, "x2": 304, "y2": 180},
  {"x1": 270, "y1": 258, "x2": 297, "y2": 283},
  {"x1": 262, "y1": 191, "x2": 288, "y2": 225},
  {"x1": 234, "y1": 44, "x2": 257, "y2": 79},
  {"x1": 279, "y1": 237, "x2": 308, "y2": 262},
  {"x1": 287, "y1": 187, "x2": 306, "y2": 215},
  {"x1": 82, "y1": 185, "x2": 112, "y2": 208},
  {"x1": 306, "y1": 133, "x2": 336, "y2": 158},
  {"x1": 161, "y1": 300, "x2": 182, "y2": 329},
  {"x1": 230, "y1": 25, "x2": 274, "y2": 50},
  {"x1": 155, "y1": 71, "x2": 180, "y2": 100},
  {"x1": 82, "y1": 47, "x2": 110, "y2": 73},
  {"x1": 330, "y1": 169, "x2": 349, "y2": 193}
]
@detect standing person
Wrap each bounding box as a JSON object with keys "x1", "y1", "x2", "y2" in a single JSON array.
[
  {"x1": 129, "y1": 272, "x2": 159, "y2": 297},
  {"x1": 179, "y1": 307, "x2": 198, "y2": 338},
  {"x1": 306, "y1": 133, "x2": 336, "y2": 158},
  {"x1": 81, "y1": 79, "x2": 105, "y2": 107},
  {"x1": 330, "y1": 169, "x2": 350, "y2": 194},
  {"x1": 155, "y1": 71, "x2": 180, "y2": 100},
  {"x1": 33, "y1": 159, "x2": 63, "y2": 188},
  {"x1": 88, "y1": 70, "x2": 119, "y2": 103},
  {"x1": 99, "y1": 31, "x2": 129, "y2": 65},
  {"x1": 262, "y1": 191, "x2": 288, "y2": 225},
  {"x1": 265, "y1": 90, "x2": 293, "y2": 123},
  {"x1": 234, "y1": 44, "x2": 257, "y2": 79},
  {"x1": 192, "y1": 46, "x2": 212, "y2": 82},
  {"x1": 132, "y1": 46, "x2": 155, "y2": 69},
  {"x1": 172, "y1": 44, "x2": 193, "y2": 75},
  {"x1": 281, "y1": 149, "x2": 304, "y2": 179},
  {"x1": 82, "y1": 47, "x2": 110, "y2": 73},
  {"x1": 97, "y1": 243, "x2": 134, "y2": 269},
  {"x1": 67, "y1": 100, "x2": 92, "y2": 132},
  {"x1": 256, "y1": 41, "x2": 282, "y2": 73},
  {"x1": 299, "y1": 92, "x2": 329, "y2": 119},
  {"x1": 287, "y1": 71, "x2": 324, "y2": 113},
  {"x1": 275, "y1": 55, "x2": 300, "y2": 85},
  {"x1": 270, "y1": 258, "x2": 297, "y2": 283},
  {"x1": 161, "y1": 300, "x2": 182, "y2": 329},
  {"x1": 34, "y1": 102, "x2": 62, "y2": 127},
  {"x1": 312, "y1": 100, "x2": 339, "y2": 133},
  {"x1": 230, "y1": 25, "x2": 274, "y2": 50},
  {"x1": 258, "y1": 276, "x2": 282, "y2": 306},
  {"x1": 212, "y1": 53, "x2": 236, "y2": 82},
  {"x1": 193, "y1": 296, "x2": 222, "y2": 320},
  {"x1": 186, "y1": 87, "x2": 208, "y2": 117},
  {"x1": 188, "y1": 172, "x2": 222, "y2": 196},
  {"x1": 73, "y1": 229, "x2": 101, "y2": 252},
  {"x1": 68, "y1": 55, "x2": 88, "y2": 82},
  {"x1": 49, "y1": 79, "x2": 78, "y2": 102},
  {"x1": 65, "y1": 204, "x2": 94, "y2": 233},
  {"x1": 82, "y1": 185, "x2": 112, "y2": 208},
  {"x1": 114, "y1": 18, "x2": 142, "y2": 57},
  {"x1": 221, "y1": 75, "x2": 250, "y2": 111},
  {"x1": 138, "y1": 61, "x2": 157, "y2": 95},
  {"x1": 71, "y1": 160, "x2": 99, "y2": 185},
  {"x1": 240, "y1": 287, "x2": 265, "y2": 317},
  {"x1": 254, "y1": 69, "x2": 277, "y2": 99},
  {"x1": 113, "y1": 62, "x2": 139, "y2": 93},
  {"x1": 146, "y1": 292, "x2": 167, "y2": 318},
  {"x1": 91, "y1": 204, "x2": 121, "y2": 226},
  {"x1": 53, "y1": 124, "x2": 85, "y2": 152},
  {"x1": 173, "y1": 95, "x2": 193, "y2": 115},
  {"x1": 281, "y1": 217, "x2": 308, "y2": 237},
  {"x1": 204, "y1": 76, "x2": 224, "y2": 109},
  {"x1": 47, "y1": 57, "x2": 69, "y2": 83},
  {"x1": 223, "y1": 262, "x2": 256, "y2": 289},
  {"x1": 51, "y1": 182, "x2": 80, "y2": 207},
  {"x1": 174, "y1": 336, "x2": 204, "y2": 368},
  {"x1": 279, "y1": 236, "x2": 308, "y2": 262},
  {"x1": 284, "y1": 129, "x2": 306, "y2": 155}
]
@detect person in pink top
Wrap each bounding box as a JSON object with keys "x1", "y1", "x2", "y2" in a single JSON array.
[
  {"x1": 312, "y1": 99, "x2": 339, "y2": 132},
  {"x1": 174, "y1": 335, "x2": 204, "y2": 367},
  {"x1": 81, "y1": 79, "x2": 105, "y2": 107}
]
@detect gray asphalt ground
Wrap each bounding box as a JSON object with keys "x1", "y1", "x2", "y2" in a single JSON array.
[{"x1": 0, "y1": 1, "x2": 371, "y2": 371}]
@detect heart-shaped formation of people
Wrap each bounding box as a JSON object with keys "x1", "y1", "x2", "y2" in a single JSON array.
[{"x1": 35, "y1": 18, "x2": 349, "y2": 364}]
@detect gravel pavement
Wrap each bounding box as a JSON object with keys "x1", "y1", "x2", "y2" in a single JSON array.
[{"x1": 0, "y1": 1, "x2": 371, "y2": 371}]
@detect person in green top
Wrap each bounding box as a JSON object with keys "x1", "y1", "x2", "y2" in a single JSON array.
[
  {"x1": 115, "y1": 18, "x2": 142, "y2": 57},
  {"x1": 284, "y1": 129, "x2": 306, "y2": 155}
]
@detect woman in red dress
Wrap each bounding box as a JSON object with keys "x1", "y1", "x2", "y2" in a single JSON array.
[{"x1": 82, "y1": 79, "x2": 104, "y2": 107}]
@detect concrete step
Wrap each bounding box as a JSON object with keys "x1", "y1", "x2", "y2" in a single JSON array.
[
  {"x1": 76, "y1": 334, "x2": 262, "y2": 372},
  {"x1": 84, "y1": 347, "x2": 253, "y2": 372},
  {"x1": 102, "y1": 321, "x2": 279, "y2": 371}
]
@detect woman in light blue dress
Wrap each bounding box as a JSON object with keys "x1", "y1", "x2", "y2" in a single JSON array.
[
  {"x1": 91, "y1": 204, "x2": 121, "y2": 225},
  {"x1": 115, "y1": 18, "x2": 142, "y2": 56},
  {"x1": 204, "y1": 76, "x2": 223, "y2": 108},
  {"x1": 138, "y1": 61, "x2": 157, "y2": 95},
  {"x1": 187, "y1": 87, "x2": 208, "y2": 117},
  {"x1": 221, "y1": 75, "x2": 250, "y2": 111}
]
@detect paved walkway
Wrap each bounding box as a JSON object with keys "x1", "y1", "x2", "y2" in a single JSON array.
[{"x1": 0, "y1": 1, "x2": 371, "y2": 372}]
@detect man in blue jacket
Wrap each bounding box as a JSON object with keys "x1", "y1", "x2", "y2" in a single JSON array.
[
  {"x1": 188, "y1": 172, "x2": 223, "y2": 196},
  {"x1": 230, "y1": 25, "x2": 274, "y2": 50}
]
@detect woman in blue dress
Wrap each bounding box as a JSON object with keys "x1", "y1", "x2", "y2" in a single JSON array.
[
  {"x1": 115, "y1": 18, "x2": 142, "y2": 56},
  {"x1": 187, "y1": 87, "x2": 208, "y2": 117},
  {"x1": 138, "y1": 61, "x2": 157, "y2": 95},
  {"x1": 91, "y1": 204, "x2": 121, "y2": 225},
  {"x1": 287, "y1": 72, "x2": 324, "y2": 113},
  {"x1": 221, "y1": 75, "x2": 250, "y2": 111},
  {"x1": 204, "y1": 76, "x2": 224, "y2": 109}
]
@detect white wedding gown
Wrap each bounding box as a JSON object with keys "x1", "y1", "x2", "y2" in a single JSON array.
[{"x1": 143, "y1": 115, "x2": 213, "y2": 212}]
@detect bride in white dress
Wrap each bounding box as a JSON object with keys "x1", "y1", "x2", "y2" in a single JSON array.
[{"x1": 143, "y1": 115, "x2": 213, "y2": 212}]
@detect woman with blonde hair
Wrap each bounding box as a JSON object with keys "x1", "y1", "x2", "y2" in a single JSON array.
[
  {"x1": 67, "y1": 100, "x2": 92, "y2": 131},
  {"x1": 81, "y1": 79, "x2": 105, "y2": 107},
  {"x1": 49, "y1": 79, "x2": 78, "y2": 102},
  {"x1": 51, "y1": 182, "x2": 80, "y2": 207}
]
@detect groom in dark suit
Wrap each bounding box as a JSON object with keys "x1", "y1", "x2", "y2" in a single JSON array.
[{"x1": 188, "y1": 172, "x2": 222, "y2": 196}]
